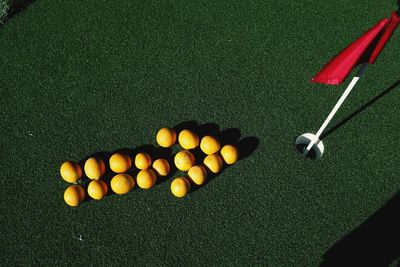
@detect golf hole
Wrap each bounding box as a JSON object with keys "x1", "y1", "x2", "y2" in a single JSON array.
[{"x1": 295, "y1": 133, "x2": 324, "y2": 160}]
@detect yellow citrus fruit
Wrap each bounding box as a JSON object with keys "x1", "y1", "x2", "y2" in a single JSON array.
[
  {"x1": 135, "y1": 153, "x2": 152, "y2": 170},
  {"x1": 152, "y1": 159, "x2": 170, "y2": 176},
  {"x1": 156, "y1": 127, "x2": 177, "y2": 148},
  {"x1": 200, "y1": 136, "x2": 221, "y2": 155},
  {"x1": 220, "y1": 145, "x2": 239, "y2": 164},
  {"x1": 174, "y1": 151, "x2": 195, "y2": 171},
  {"x1": 87, "y1": 180, "x2": 108, "y2": 200},
  {"x1": 178, "y1": 129, "x2": 199, "y2": 150},
  {"x1": 136, "y1": 169, "x2": 157, "y2": 189},
  {"x1": 64, "y1": 185, "x2": 85, "y2": 207},
  {"x1": 171, "y1": 177, "x2": 191, "y2": 198},
  {"x1": 84, "y1": 157, "x2": 106, "y2": 180},
  {"x1": 188, "y1": 165, "x2": 207, "y2": 185},
  {"x1": 111, "y1": 174, "x2": 135, "y2": 194},
  {"x1": 60, "y1": 161, "x2": 82, "y2": 183},
  {"x1": 109, "y1": 153, "x2": 132, "y2": 173},
  {"x1": 203, "y1": 154, "x2": 223, "y2": 173}
]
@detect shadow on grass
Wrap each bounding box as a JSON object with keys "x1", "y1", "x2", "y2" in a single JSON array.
[
  {"x1": 77, "y1": 121, "x2": 259, "y2": 200},
  {"x1": 321, "y1": 80, "x2": 400, "y2": 139},
  {"x1": 79, "y1": 146, "x2": 173, "y2": 199},
  {"x1": 293, "y1": 80, "x2": 400, "y2": 160},
  {"x1": 1, "y1": 0, "x2": 36, "y2": 24},
  {"x1": 173, "y1": 121, "x2": 259, "y2": 192},
  {"x1": 320, "y1": 192, "x2": 400, "y2": 266},
  {"x1": 78, "y1": 151, "x2": 114, "y2": 199}
]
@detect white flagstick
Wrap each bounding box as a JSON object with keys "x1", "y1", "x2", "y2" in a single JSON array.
[{"x1": 304, "y1": 63, "x2": 369, "y2": 156}]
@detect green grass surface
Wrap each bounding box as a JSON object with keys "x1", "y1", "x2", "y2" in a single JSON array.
[{"x1": 1, "y1": 0, "x2": 400, "y2": 265}]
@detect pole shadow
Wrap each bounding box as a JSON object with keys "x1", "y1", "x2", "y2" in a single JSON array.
[
  {"x1": 321, "y1": 80, "x2": 400, "y2": 139},
  {"x1": 320, "y1": 192, "x2": 400, "y2": 267}
]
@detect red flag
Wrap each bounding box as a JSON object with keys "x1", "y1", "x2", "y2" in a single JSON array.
[{"x1": 311, "y1": 12, "x2": 400, "y2": 85}]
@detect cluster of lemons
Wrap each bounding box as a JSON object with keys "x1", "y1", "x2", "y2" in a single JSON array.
[{"x1": 60, "y1": 127, "x2": 239, "y2": 207}]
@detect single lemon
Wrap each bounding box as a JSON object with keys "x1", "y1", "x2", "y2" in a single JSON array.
[
  {"x1": 87, "y1": 180, "x2": 108, "y2": 200},
  {"x1": 203, "y1": 154, "x2": 223, "y2": 173},
  {"x1": 174, "y1": 151, "x2": 195, "y2": 171},
  {"x1": 188, "y1": 165, "x2": 207, "y2": 185},
  {"x1": 156, "y1": 127, "x2": 177, "y2": 148},
  {"x1": 84, "y1": 157, "x2": 106, "y2": 180},
  {"x1": 135, "y1": 153, "x2": 152, "y2": 170},
  {"x1": 60, "y1": 161, "x2": 82, "y2": 183},
  {"x1": 200, "y1": 136, "x2": 221, "y2": 155},
  {"x1": 220, "y1": 145, "x2": 239, "y2": 164},
  {"x1": 64, "y1": 185, "x2": 85, "y2": 207},
  {"x1": 152, "y1": 159, "x2": 170, "y2": 176},
  {"x1": 111, "y1": 174, "x2": 135, "y2": 194},
  {"x1": 171, "y1": 177, "x2": 190, "y2": 198},
  {"x1": 109, "y1": 153, "x2": 132, "y2": 173},
  {"x1": 178, "y1": 129, "x2": 199, "y2": 150},
  {"x1": 136, "y1": 169, "x2": 157, "y2": 189}
]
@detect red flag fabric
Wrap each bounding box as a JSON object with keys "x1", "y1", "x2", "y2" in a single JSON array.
[
  {"x1": 311, "y1": 12, "x2": 400, "y2": 85},
  {"x1": 369, "y1": 12, "x2": 400, "y2": 63}
]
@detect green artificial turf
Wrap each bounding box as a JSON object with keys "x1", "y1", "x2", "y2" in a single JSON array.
[{"x1": 1, "y1": 0, "x2": 400, "y2": 265}]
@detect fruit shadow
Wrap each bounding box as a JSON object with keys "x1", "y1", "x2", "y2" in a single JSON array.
[
  {"x1": 78, "y1": 151, "x2": 115, "y2": 200},
  {"x1": 79, "y1": 145, "x2": 174, "y2": 201},
  {"x1": 173, "y1": 121, "x2": 259, "y2": 193},
  {"x1": 78, "y1": 122, "x2": 259, "y2": 199},
  {"x1": 3, "y1": 0, "x2": 36, "y2": 24},
  {"x1": 114, "y1": 145, "x2": 175, "y2": 186},
  {"x1": 174, "y1": 121, "x2": 242, "y2": 146}
]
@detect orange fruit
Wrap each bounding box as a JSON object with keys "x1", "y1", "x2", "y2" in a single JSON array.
[
  {"x1": 156, "y1": 127, "x2": 177, "y2": 148},
  {"x1": 136, "y1": 169, "x2": 157, "y2": 189},
  {"x1": 200, "y1": 136, "x2": 221, "y2": 155},
  {"x1": 188, "y1": 165, "x2": 207, "y2": 185},
  {"x1": 109, "y1": 153, "x2": 132, "y2": 173},
  {"x1": 220, "y1": 145, "x2": 239, "y2": 164},
  {"x1": 64, "y1": 185, "x2": 85, "y2": 207},
  {"x1": 111, "y1": 174, "x2": 135, "y2": 194},
  {"x1": 174, "y1": 151, "x2": 195, "y2": 171},
  {"x1": 178, "y1": 129, "x2": 199, "y2": 150},
  {"x1": 135, "y1": 153, "x2": 152, "y2": 170},
  {"x1": 152, "y1": 159, "x2": 170, "y2": 176},
  {"x1": 60, "y1": 161, "x2": 82, "y2": 183},
  {"x1": 84, "y1": 157, "x2": 106, "y2": 180},
  {"x1": 203, "y1": 154, "x2": 223, "y2": 173},
  {"x1": 170, "y1": 177, "x2": 190, "y2": 198},
  {"x1": 87, "y1": 180, "x2": 108, "y2": 200}
]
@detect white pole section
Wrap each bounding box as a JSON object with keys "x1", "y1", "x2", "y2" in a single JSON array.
[{"x1": 304, "y1": 63, "x2": 369, "y2": 154}]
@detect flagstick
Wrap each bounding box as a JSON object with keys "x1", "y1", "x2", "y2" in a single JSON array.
[{"x1": 304, "y1": 63, "x2": 369, "y2": 156}]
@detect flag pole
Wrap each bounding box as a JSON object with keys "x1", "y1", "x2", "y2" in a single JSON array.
[
  {"x1": 298, "y1": 2, "x2": 400, "y2": 159},
  {"x1": 304, "y1": 63, "x2": 369, "y2": 156}
]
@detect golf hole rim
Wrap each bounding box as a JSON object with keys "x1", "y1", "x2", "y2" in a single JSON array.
[{"x1": 295, "y1": 133, "x2": 324, "y2": 159}]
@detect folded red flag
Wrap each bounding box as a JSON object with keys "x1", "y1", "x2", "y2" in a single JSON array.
[{"x1": 311, "y1": 12, "x2": 400, "y2": 85}]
